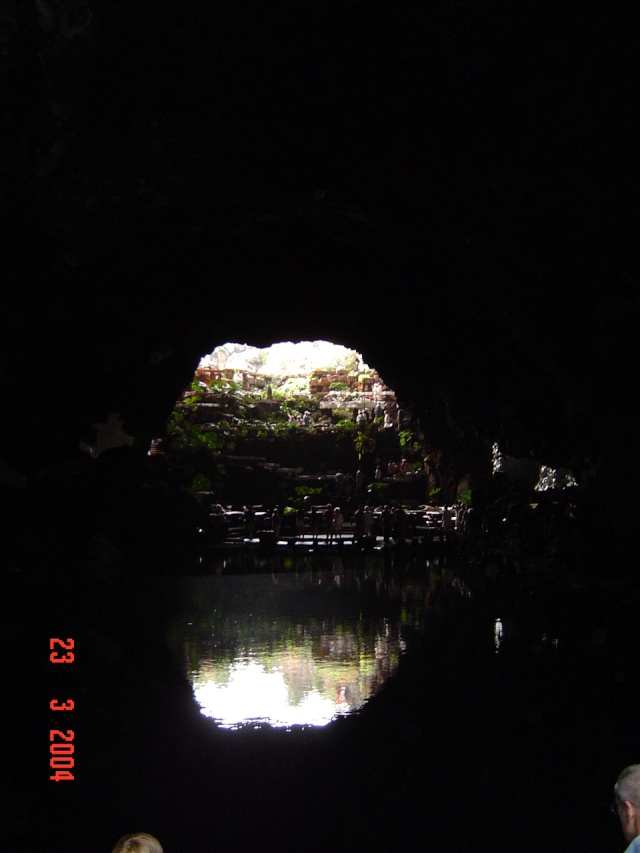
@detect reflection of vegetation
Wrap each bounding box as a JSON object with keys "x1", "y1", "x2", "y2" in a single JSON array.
[
  {"x1": 169, "y1": 570, "x2": 433, "y2": 723},
  {"x1": 190, "y1": 627, "x2": 400, "y2": 711}
]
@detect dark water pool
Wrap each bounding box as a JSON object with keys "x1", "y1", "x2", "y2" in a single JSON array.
[
  {"x1": 8, "y1": 553, "x2": 640, "y2": 852},
  {"x1": 169, "y1": 555, "x2": 432, "y2": 729}
]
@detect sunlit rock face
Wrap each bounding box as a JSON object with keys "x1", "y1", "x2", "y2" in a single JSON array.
[
  {"x1": 195, "y1": 340, "x2": 396, "y2": 411},
  {"x1": 156, "y1": 339, "x2": 428, "y2": 506},
  {"x1": 199, "y1": 341, "x2": 364, "y2": 376}
]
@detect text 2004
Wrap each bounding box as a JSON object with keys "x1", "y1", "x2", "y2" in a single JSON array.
[{"x1": 49, "y1": 638, "x2": 75, "y2": 782}]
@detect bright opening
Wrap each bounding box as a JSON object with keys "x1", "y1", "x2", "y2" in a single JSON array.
[{"x1": 152, "y1": 340, "x2": 435, "y2": 508}]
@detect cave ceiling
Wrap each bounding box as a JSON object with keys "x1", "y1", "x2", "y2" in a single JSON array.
[{"x1": 0, "y1": 1, "x2": 636, "y2": 474}]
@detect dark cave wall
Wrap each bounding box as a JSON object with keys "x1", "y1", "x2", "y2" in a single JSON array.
[
  {"x1": 4, "y1": 236, "x2": 627, "y2": 482},
  {"x1": 1, "y1": 0, "x2": 636, "y2": 493}
]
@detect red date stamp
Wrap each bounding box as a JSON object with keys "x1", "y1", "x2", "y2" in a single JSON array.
[{"x1": 49, "y1": 638, "x2": 75, "y2": 781}]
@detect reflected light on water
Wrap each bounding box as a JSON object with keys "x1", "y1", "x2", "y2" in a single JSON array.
[
  {"x1": 176, "y1": 569, "x2": 431, "y2": 730},
  {"x1": 194, "y1": 659, "x2": 348, "y2": 728},
  {"x1": 190, "y1": 628, "x2": 400, "y2": 729}
]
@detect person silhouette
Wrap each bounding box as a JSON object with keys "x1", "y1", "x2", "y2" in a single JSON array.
[
  {"x1": 111, "y1": 833, "x2": 163, "y2": 853},
  {"x1": 333, "y1": 506, "x2": 344, "y2": 540},
  {"x1": 323, "y1": 504, "x2": 335, "y2": 542},
  {"x1": 613, "y1": 765, "x2": 640, "y2": 852}
]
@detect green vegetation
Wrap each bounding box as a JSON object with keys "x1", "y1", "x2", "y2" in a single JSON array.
[
  {"x1": 207, "y1": 377, "x2": 240, "y2": 393},
  {"x1": 343, "y1": 352, "x2": 360, "y2": 373},
  {"x1": 354, "y1": 430, "x2": 376, "y2": 460},
  {"x1": 398, "y1": 429, "x2": 421, "y2": 452},
  {"x1": 331, "y1": 408, "x2": 354, "y2": 422},
  {"x1": 289, "y1": 484, "x2": 323, "y2": 507},
  {"x1": 294, "y1": 485, "x2": 323, "y2": 497},
  {"x1": 280, "y1": 394, "x2": 319, "y2": 415},
  {"x1": 275, "y1": 376, "x2": 309, "y2": 397},
  {"x1": 429, "y1": 486, "x2": 442, "y2": 503},
  {"x1": 187, "y1": 473, "x2": 212, "y2": 494},
  {"x1": 161, "y1": 353, "x2": 431, "y2": 504},
  {"x1": 368, "y1": 481, "x2": 389, "y2": 496}
]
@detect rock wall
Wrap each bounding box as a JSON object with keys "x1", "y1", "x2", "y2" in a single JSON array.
[{"x1": 1, "y1": 1, "x2": 637, "y2": 567}]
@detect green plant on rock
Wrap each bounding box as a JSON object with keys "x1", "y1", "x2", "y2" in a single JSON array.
[
  {"x1": 398, "y1": 427, "x2": 423, "y2": 454},
  {"x1": 429, "y1": 486, "x2": 442, "y2": 503},
  {"x1": 343, "y1": 352, "x2": 361, "y2": 373},
  {"x1": 290, "y1": 484, "x2": 323, "y2": 507},
  {"x1": 208, "y1": 377, "x2": 239, "y2": 393},
  {"x1": 187, "y1": 472, "x2": 212, "y2": 494},
  {"x1": 294, "y1": 485, "x2": 323, "y2": 497},
  {"x1": 277, "y1": 377, "x2": 309, "y2": 397},
  {"x1": 284, "y1": 393, "x2": 319, "y2": 414},
  {"x1": 354, "y1": 430, "x2": 376, "y2": 460},
  {"x1": 368, "y1": 481, "x2": 389, "y2": 497},
  {"x1": 398, "y1": 429, "x2": 414, "y2": 447},
  {"x1": 332, "y1": 408, "x2": 354, "y2": 422}
]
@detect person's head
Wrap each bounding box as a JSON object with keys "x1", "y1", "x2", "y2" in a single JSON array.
[
  {"x1": 111, "y1": 833, "x2": 163, "y2": 853},
  {"x1": 614, "y1": 765, "x2": 640, "y2": 842}
]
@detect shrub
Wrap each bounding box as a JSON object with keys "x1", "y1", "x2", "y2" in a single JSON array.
[
  {"x1": 294, "y1": 485, "x2": 323, "y2": 497},
  {"x1": 332, "y1": 408, "x2": 354, "y2": 422},
  {"x1": 188, "y1": 473, "x2": 212, "y2": 494}
]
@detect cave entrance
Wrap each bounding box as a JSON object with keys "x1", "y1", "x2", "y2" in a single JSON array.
[{"x1": 155, "y1": 340, "x2": 429, "y2": 508}]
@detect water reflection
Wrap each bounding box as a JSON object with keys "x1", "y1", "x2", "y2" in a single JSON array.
[{"x1": 173, "y1": 557, "x2": 432, "y2": 729}]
